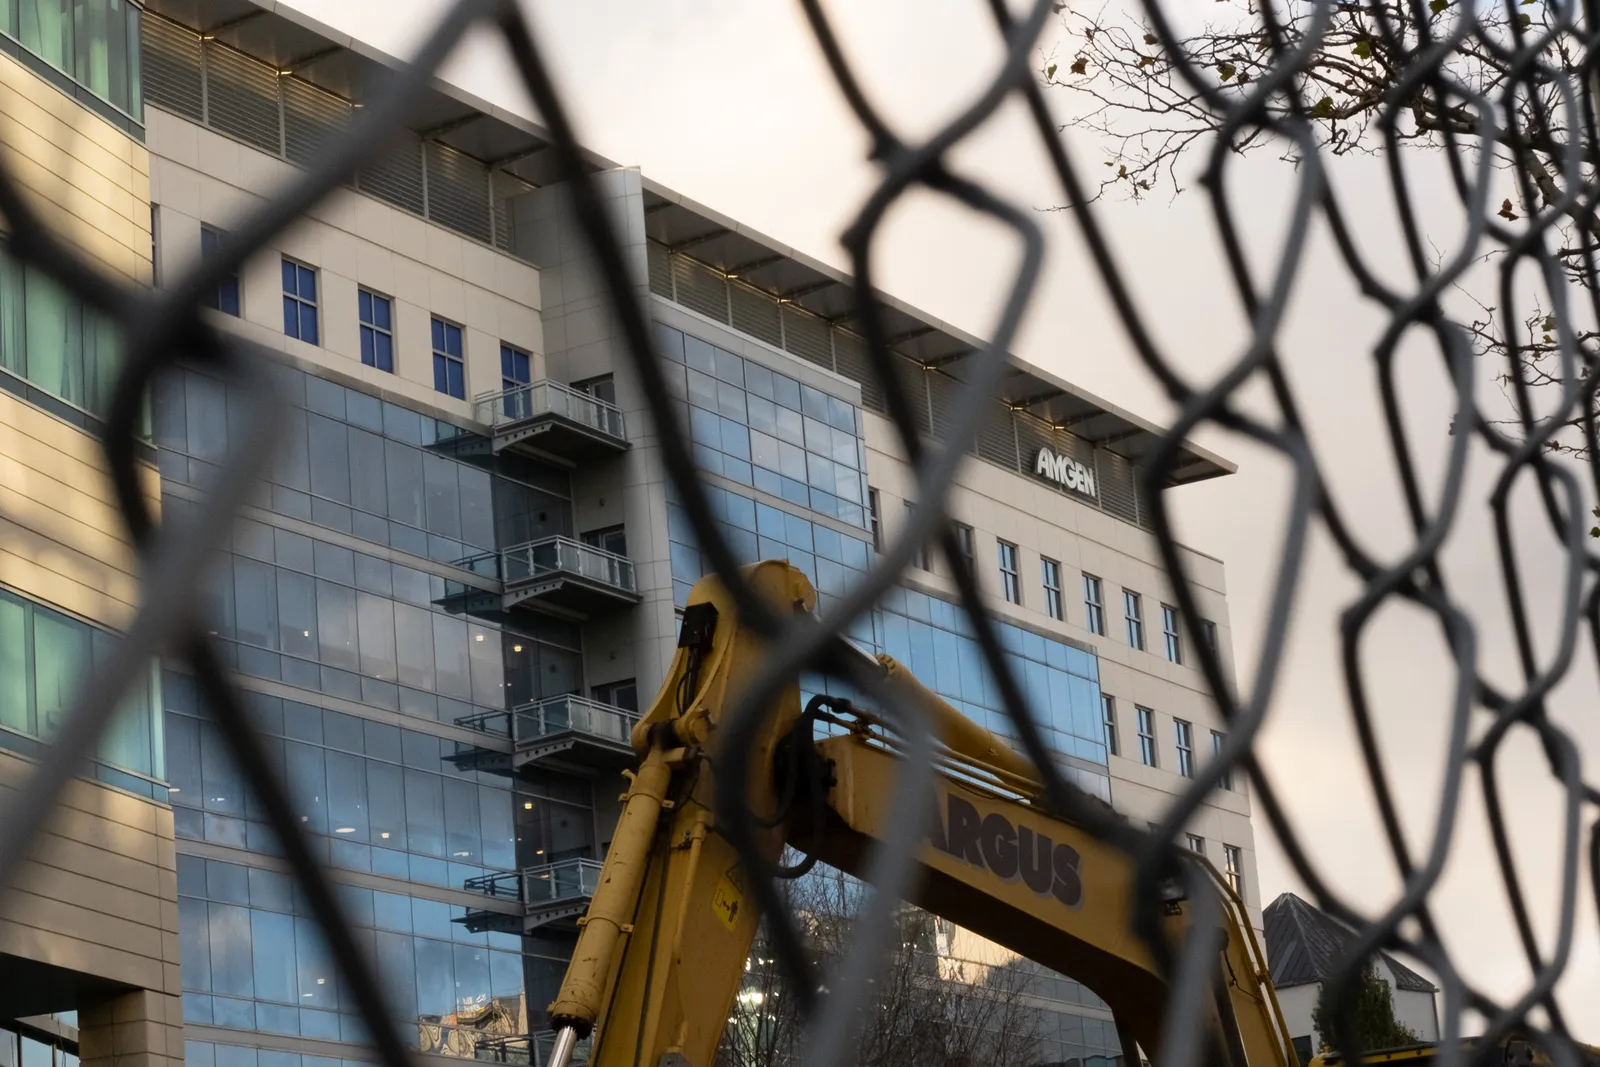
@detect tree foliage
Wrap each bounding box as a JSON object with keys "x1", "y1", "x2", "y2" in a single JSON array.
[
  {"x1": 715, "y1": 868, "x2": 1047, "y2": 1067},
  {"x1": 1043, "y1": 0, "x2": 1600, "y2": 453},
  {"x1": 1310, "y1": 963, "x2": 1420, "y2": 1054}
]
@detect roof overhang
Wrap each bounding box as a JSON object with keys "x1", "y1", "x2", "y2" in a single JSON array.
[
  {"x1": 642, "y1": 181, "x2": 1234, "y2": 487},
  {"x1": 140, "y1": 0, "x2": 618, "y2": 189}
]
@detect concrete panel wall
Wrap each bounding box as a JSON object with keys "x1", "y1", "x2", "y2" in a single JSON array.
[
  {"x1": 0, "y1": 391, "x2": 159, "y2": 630},
  {"x1": 0, "y1": 752, "x2": 182, "y2": 1010},
  {"x1": 0, "y1": 32, "x2": 175, "y2": 1056},
  {"x1": 146, "y1": 107, "x2": 543, "y2": 426},
  {"x1": 0, "y1": 51, "x2": 151, "y2": 284}
]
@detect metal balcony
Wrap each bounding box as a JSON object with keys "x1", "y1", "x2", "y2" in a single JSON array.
[
  {"x1": 473, "y1": 1033, "x2": 590, "y2": 1067},
  {"x1": 448, "y1": 696, "x2": 641, "y2": 778},
  {"x1": 475, "y1": 381, "x2": 628, "y2": 462},
  {"x1": 460, "y1": 858, "x2": 604, "y2": 935},
  {"x1": 447, "y1": 537, "x2": 639, "y2": 618}
]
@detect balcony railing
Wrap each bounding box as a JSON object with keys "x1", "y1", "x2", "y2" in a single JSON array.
[
  {"x1": 476, "y1": 380, "x2": 626, "y2": 441},
  {"x1": 513, "y1": 695, "x2": 639, "y2": 747},
  {"x1": 509, "y1": 537, "x2": 636, "y2": 592},
  {"x1": 464, "y1": 859, "x2": 604, "y2": 905},
  {"x1": 472, "y1": 1033, "x2": 590, "y2": 1067},
  {"x1": 452, "y1": 695, "x2": 640, "y2": 777},
  {"x1": 454, "y1": 537, "x2": 638, "y2": 599}
]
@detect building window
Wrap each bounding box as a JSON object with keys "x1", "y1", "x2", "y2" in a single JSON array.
[
  {"x1": 997, "y1": 540, "x2": 1021, "y2": 604},
  {"x1": 951, "y1": 521, "x2": 975, "y2": 575},
  {"x1": 201, "y1": 227, "x2": 239, "y2": 317},
  {"x1": 501, "y1": 343, "x2": 531, "y2": 391},
  {"x1": 358, "y1": 290, "x2": 393, "y2": 372},
  {"x1": 150, "y1": 204, "x2": 159, "y2": 287},
  {"x1": 906, "y1": 502, "x2": 928, "y2": 571},
  {"x1": 0, "y1": 585, "x2": 161, "y2": 783},
  {"x1": 1084, "y1": 574, "x2": 1106, "y2": 635},
  {"x1": 574, "y1": 374, "x2": 616, "y2": 405},
  {"x1": 1101, "y1": 694, "x2": 1118, "y2": 757},
  {"x1": 1162, "y1": 604, "x2": 1183, "y2": 663},
  {"x1": 1124, "y1": 590, "x2": 1145, "y2": 650},
  {"x1": 581, "y1": 525, "x2": 627, "y2": 556},
  {"x1": 868, "y1": 488, "x2": 882, "y2": 552},
  {"x1": 591, "y1": 679, "x2": 638, "y2": 713},
  {"x1": 1175, "y1": 719, "x2": 1194, "y2": 778},
  {"x1": 1186, "y1": 833, "x2": 1206, "y2": 855},
  {"x1": 1041, "y1": 557, "x2": 1063, "y2": 620},
  {"x1": 1201, "y1": 618, "x2": 1219, "y2": 652},
  {"x1": 8, "y1": 0, "x2": 143, "y2": 117},
  {"x1": 431, "y1": 317, "x2": 465, "y2": 399},
  {"x1": 1212, "y1": 730, "x2": 1232, "y2": 790},
  {"x1": 281, "y1": 258, "x2": 318, "y2": 344},
  {"x1": 1136, "y1": 706, "x2": 1157, "y2": 767},
  {"x1": 1223, "y1": 844, "x2": 1244, "y2": 898}
]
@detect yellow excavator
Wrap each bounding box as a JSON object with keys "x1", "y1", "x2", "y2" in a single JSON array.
[{"x1": 538, "y1": 561, "x2": 1296, "y2": 1067}]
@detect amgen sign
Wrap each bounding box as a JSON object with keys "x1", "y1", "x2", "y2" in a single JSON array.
[{"x1": 1033, "y1": 447, "x2": 1097, "y2": 499}]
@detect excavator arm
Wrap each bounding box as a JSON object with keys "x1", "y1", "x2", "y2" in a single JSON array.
[{"x1": 542, "y1": 562, "x2": 1295, "y2": 1067}]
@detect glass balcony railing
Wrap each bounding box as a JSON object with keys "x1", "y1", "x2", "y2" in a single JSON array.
[
  {"x1": 524, "y1": 858, "x2": 604, "y2": 904},
  {"x1": 471, "y1": 1033, "x2": 591, "y2": 1067},
  {"x1": 505, "y1": 536, "x2": 638, "y2": 595},
  {"x1": 476, "y1": 380, "x2": 626, "y2": 441},
  {"x1": 512, "y1": 695, "x2": 639, "y2": 747},
  {"x1": 461, "y1": 858, "x2": 602, "y2": 907},
  {"x1": 449, "y1": 537, "x2": 638, "y2": 606}
]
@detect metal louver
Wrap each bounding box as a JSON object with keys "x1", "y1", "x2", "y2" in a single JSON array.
[
  {"x1": 671, "y1": 256, "x2": 728, "y2": 323},
  {"x1": 832, "y1": 331, "x2": 882, "y2": 412},
  {"x1": 357, "y1": 134, "x2": 425, "y2": 216},
  {"x1": 492, "y1": 172, "x2": 534, "y2": 252},
  {"x1": 425, "y1": 142, "x2": 492, "y2": 244},
  {"x1": 647, "y1": 242, "x2": 673, "y2": 299},
  {"x1": 282, "y1": 77, "x2": 351, "y2": 169},
  {"x1": 1095, "y1": 448, "x2": 1140, "y2": 526},
  {"x1": 140, "y1": 16, "x2": 202, "y2": 121},
  {"x1": 203, "y1": 41, "x2": 280, "y2": 155},
  {"x1": 926, "y1": 368, "x2": 966, "y2": 445},
  {"x1": 781, "y1": 307, "x2": 832, "y2": 372},
  {"x1": 730, "y1": 283, "x2": 781, "y2": 348},
  {"x1": 975, "y1": 405, "x2": 1021, "y2": 472}
]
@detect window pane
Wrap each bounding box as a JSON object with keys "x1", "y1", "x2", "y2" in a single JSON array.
[
  {"x1": 404, "y1": 769, "x2": 444, "y2": 857},
  {"x1": 0, "y1": 594, "x2": 29, "y2": 734},
  {"x1": 356, "y1": 592, "x2": 396, "y2": 683},
  {"x1": 316, "y1": 581, "x2": 359, "y2": 672},
  {"x1": 348, "y1": 428, "x2": 388, "y2": 516},
  {"x1": 393, "y1": 604, "x2": 436, "y2": 692},
  {"x1": 33, "y1": 610, "x2": 88, "y2": 741}
]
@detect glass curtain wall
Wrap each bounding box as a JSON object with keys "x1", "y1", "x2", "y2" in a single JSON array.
[{"x1": 157, "y1": 361, "x2": 598, "y2": 1056}]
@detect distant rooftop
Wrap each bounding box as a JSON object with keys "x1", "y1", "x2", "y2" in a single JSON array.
[
  {"x1": 1264, "y1": 892, "x2": 1437, "y2": 994},
  {"x1": 138, "y1": 0, "x2": 1234, "y2": 512}
]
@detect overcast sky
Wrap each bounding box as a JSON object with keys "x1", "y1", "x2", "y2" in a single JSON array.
[{"x1": 281, "y1": 0, "x2": 1600, "y2": 1034}]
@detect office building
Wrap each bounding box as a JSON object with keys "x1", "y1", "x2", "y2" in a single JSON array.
[{"x1": 0, "y1": 4, "x2": 1260, "y2": 1067}]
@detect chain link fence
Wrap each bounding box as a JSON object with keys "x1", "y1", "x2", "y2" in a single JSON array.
[{"x1": 0, "y1": 0, "x2": 1595, "y2": 1065}]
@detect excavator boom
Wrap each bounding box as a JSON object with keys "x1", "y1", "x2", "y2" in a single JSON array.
[{"x1": 542, "y1": 563, "x2": 1296, "y2": 1067}]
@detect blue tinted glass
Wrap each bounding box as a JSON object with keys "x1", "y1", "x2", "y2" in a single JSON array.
[
  {"x1": 376, "y1": 335, "x2": 392, "y2": 372},
  {"x1": 447, "y1": 361, "x2": 464, "y2": 398},
  {"x1": 431, "y1": 319, "x2": 444, "y2": 352},
  {"x1": 298, "y1": 266, "x2": 316, "y2": 300},
  {"x1": 202, "y1": 228, "x2": 220, "y2": 256},
  {"x1": 283, "y1": 296, "x2": 298, "y2": 338},
  {"x1": 432, "y1": 354, "x2": 447, "y2": 394},
  {"x1": 281, "y1": 259, "x2": 295, "y2": 293},
  {"x1": 359, "y1": 291, "x2": 371, "y2": 322},
  {"x1": 375, "y1": 296, "x2": 390, "y2": 330},
  {"x1": 218, "y1": 279, "x2": 240, "y2": 317}
]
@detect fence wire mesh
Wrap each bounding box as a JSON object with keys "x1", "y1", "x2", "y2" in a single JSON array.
[{"x1": 0, "y1": 0, "x2": 1595, "y2": 1065}]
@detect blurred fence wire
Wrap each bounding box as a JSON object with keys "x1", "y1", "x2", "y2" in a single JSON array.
[{"x1": 0, "y1": 0, "x2": 1597, "y2": 1065}]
